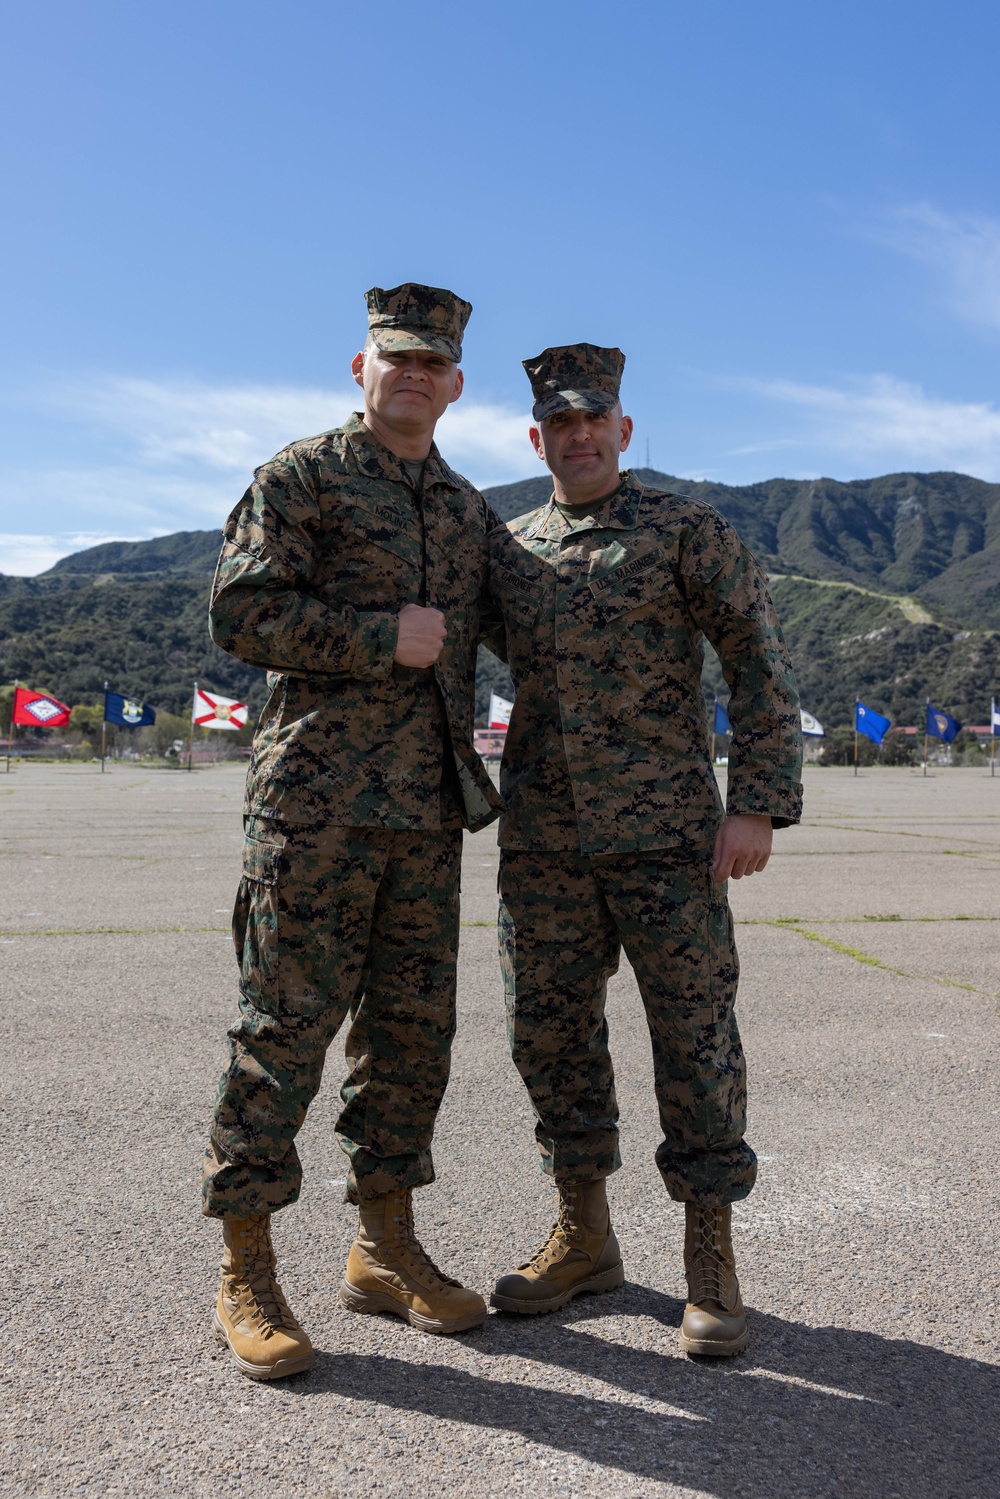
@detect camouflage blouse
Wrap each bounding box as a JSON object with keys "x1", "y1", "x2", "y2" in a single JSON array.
[
  {"x1": 210, "y1": 414, "x2": 502, "y2": 833},
  {"x1": 486, "y1": 471, "x2": 802, "y2": 855}
]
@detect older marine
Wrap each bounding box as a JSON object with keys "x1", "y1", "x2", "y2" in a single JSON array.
[
  {"x1": 485, "y1": 343, "x2": 802, "y2": 1356},
  {"x1": 203, "y1": 283, "x2": 502, "y2": 1379}
]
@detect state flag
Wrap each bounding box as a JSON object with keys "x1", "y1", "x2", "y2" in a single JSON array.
[
  {"x1": 192, "y1": 687, "x2": 248, "y2": 731},
  {"x1": 800, "y1": 708, "x2": 825, "y2": 737},
  {"x1": 104, "y1": 689, "x2": 156, "y2": 727},
  {"x1": 488, "y1": 692, "x2": 513, "y2": 730},
  {"x1": 991, "y1": 697, "x2": 999, "y2": 737},
  {"x1": 713, "y1": 700, "x2": 732, "y2": 735},
  {"x1": 12, "y1": 686, "x2": 71, "y2": 729},
  {"x1": 855, "y1": 700, "x2": 891, "y2": 746},
  {"x1": 926, "y1": 704, "x2": 961, "y2": 743}
]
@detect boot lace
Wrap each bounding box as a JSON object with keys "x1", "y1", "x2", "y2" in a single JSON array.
[
  {"x1": 521, "y1": 1186, "x2": 583, "y2": 1271},
  {"x1": 687, "y1": 1206, "x2": 732, "y2": 1307},
  {"x1": 228, "y1": 1215, "x2": 300, "y2": 1337},
  {"x1": 389, "y1": 1193, "x2": 461, "y2": 1290}
]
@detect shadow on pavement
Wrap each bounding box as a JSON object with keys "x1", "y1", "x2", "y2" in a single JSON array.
[{"x1": 302, "y1": 1284, "x2": 999, "y2": 1497}]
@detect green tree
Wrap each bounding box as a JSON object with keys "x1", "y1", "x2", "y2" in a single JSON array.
[
  {"x1": 70, "y1": 703, "x2": 105, "y2": 738},
  {"x1": 819, "y1": 725, "x2": 879, "y2": 767},
  {"x1": 881, "y1": 728, "x2": 918, "y2": 766}
]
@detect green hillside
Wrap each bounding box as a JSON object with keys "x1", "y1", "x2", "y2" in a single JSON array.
[{"x1": 2, "y1": 466, "x2": 999, "y2": 728}]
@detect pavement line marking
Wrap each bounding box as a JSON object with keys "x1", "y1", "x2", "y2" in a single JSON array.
[
  {"x1": 769, "y1": 849, "x2": 1000, "y2": 861},
  {"x1": 763, "y1": 920, "x2": 991, "y2": 997},
  {"x1": 737, "y1": 1369, "x2": 877, "y2": 1402},
  {"x1": 0, "y1": 926, "x2": 231, "y2": 937},
  {"x1": 800, "y1": 822, "x2": 1000, "y2": 850},
  {"x1": 737, "y1": 915, "x2": 1000, "y2": 924}
]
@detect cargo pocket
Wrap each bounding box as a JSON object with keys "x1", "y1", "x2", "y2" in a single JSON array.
[{"x1": 234, "y1": 832, "x2": 284, "y2": 1012}]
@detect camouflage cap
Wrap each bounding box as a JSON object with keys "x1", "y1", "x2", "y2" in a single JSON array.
[
  {"x1": 365, "y1": 283, "x2": 472, "y2": 363},
  {"x1": 523, "y1": 343, "x2": 626, "y2": 422}
]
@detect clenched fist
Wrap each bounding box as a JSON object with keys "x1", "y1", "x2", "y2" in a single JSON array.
[{"x1": 394, "y1": 603, "x2": 447, "y2": 668}]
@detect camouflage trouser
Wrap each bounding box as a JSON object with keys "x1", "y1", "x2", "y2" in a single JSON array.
[
  {"x1": 498, "y1": 846, "x2": 756, "y2": 1206},
  {"x1": 202, "y1": 818, "x2": 462, "y2": 1216}
]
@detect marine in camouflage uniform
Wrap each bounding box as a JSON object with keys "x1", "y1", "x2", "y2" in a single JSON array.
[
  {"x1": 204, "y1": 284, "x2": 502, "y2": 1380},
  {"x1": 485, "y1": 343, "x2": 802, "y2": 1356}
]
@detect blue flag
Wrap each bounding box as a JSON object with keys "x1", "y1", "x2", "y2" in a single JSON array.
[
  {"x1": 925, "y1": 704, "x2": 961, "y2": 742},
  {"x1": 713, "y1": 700, "x2": 732, "y2": 735},
  {"x1": 104, "y1": 690, "x2": 156, "y2": 727},
  {"x1": 855, "y1": 700, "x2": 891, "y2": 746}
]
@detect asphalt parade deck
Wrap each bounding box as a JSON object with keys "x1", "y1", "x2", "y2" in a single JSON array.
[{"x1": 2, "y1": 763, "x2": 998, "y2": 1498}]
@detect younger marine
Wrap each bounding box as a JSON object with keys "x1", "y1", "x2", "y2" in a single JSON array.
[{"x1": 486, "y1": 343, "x2": 802, "y2": 1356}]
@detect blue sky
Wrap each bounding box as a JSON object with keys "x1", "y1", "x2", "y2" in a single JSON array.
[{"x1": 2, "y1": 0, "x2": 999, "y2": 572}]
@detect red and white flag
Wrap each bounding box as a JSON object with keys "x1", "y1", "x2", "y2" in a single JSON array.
[
  {"x1": 488, "y1": 692, "x2": 514, "y2": 730},
  {"x1": 12, "y1": 686, "x2": 71, "y2": 728},
  {"x1": 192, "y1": 686, "x2": 247, "y2": 732}
]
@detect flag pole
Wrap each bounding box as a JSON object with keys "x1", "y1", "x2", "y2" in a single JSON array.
[
  {"x1": 712, "y1": 700, "x2": 717, "y2": 764},
  {"x1": 101, "y1": 680, "x2": 108, "y2": 774},
  {"x1": 923, "y1": 697, "x2": 929, "y2": 778},
  {"x1": 188, "y1": 682, "x2": 196, "y2": 772},
  {"x1": 853, "y1": 700, "x2": 858, "y2": 777},
  {"x1": 992, "y1": 698, "x2": 996, "y2": 778},
  {"x1": 5, "y1": 679, "x2": 17, "y2": 773}
]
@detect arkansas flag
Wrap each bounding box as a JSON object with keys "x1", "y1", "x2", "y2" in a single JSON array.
[
  {"x1": 192, "y1": 686, "x2": 248, "y2": 732},
  {"x1": 488, "y1": 692, "x2": 514, "y2": 730},
  {"x1": 13, "y1": 686, "x2": 71, "y2": 728}
]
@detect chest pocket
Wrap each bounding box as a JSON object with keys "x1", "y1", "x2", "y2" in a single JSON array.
[
  {"x1": 491, "y1": 562, "x2": 546, "y2": 632},
  {"x1": 348, "y1": 502, "x2": 424, "y2": 567},
  {"x1": 589, "y1": 549, "x2": 681, "y2": 678}
]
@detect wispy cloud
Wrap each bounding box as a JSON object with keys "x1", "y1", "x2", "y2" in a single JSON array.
[
  {"x1": 59, "y1": 378, "x2": 353, "y2": 473},
  {"x1": 878, "y1": 204, "x2": 1000, "y2": 333},
  {"x1": 739, "y1": 373, "x2": 1000, "y2": 479}
]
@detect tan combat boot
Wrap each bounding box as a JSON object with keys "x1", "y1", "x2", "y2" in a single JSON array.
[
  {"x1": 339, "y1": 1188, "x2": 487, "y2": 1334},
  {"x1": 213, "y1": 1214, "x2": 314, "y2": 1380},
  {"x1": 678, "y1": 1202, "x2": 749, "y2": 1357},
  {"x1": 490, "y1": 1179, "x2": 625, "y2": 1315}
]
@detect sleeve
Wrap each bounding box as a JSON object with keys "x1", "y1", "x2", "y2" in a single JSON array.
[
  {"x1": 678, "y1": 510, "x2": 803, "y2": 827},
  {"x1": 476, "y1": 505, "x2": 510, "y2": 663},
  {"x1": 208, "y1": 452, "x2": 399, "y2": 680}
]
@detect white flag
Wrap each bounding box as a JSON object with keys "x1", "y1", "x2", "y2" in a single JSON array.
[
  {"x1": 800, "y1": 708, "x2": 825, "y2": 738},
  {"x1": 192, "y1": 687, "x2": 248, "y2": 732},
  {"x1": 488, "y1": 692, "x2": 514, "y2": 730}
]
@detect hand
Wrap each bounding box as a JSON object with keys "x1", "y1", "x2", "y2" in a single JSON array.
[
  {"x1": 712, "y1": 813, "x2": 773, "y2": 883},
  {"x1": 394, "y1": 603, "x2": 447, "y2": 667}
]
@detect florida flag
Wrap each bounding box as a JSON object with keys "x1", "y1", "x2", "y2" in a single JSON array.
[
  {"x1": 488, "y1": 692, "x2": 514, "y2": 730},
  {"x1": 192, "y1": 687, "x2": 248, "y2": 731},
  {"x1": 13, "y1": 686, "x2": 71, "y2": 728}
]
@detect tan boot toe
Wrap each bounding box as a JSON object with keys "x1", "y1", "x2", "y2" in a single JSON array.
[
  {"x1": 678, "y1": 1297, "x2": 749, "y2": 1357},
  {"x1": 214, "y1": 1215, "x2": 314, "y2": 1380},
  {"x1": 214, "y1": 1286, "x2": 314, "y2": 1380},
  {"x1": 680, "y1": 1201, "x2": 749, "y2": 1359},
  {"x1": 339, "y1": 1190, "x2": 487, "y2": 1335},
  {"x1": 491, "y1": 1180, "x2": 625, "y2": 1315}
]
